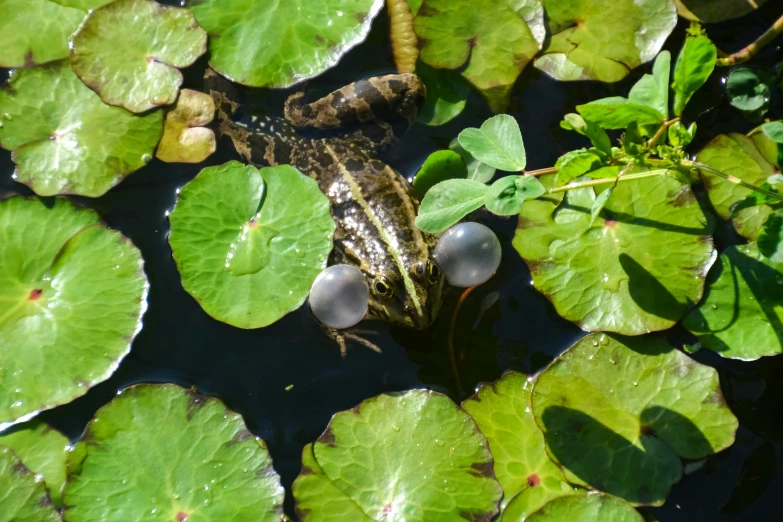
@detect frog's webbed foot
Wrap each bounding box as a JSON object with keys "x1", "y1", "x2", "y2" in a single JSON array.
[{"x1": 324, "y1": 327, "x2": 382, "y2": 358}]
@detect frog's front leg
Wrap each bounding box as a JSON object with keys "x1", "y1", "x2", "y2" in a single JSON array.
[
  {"x1": 323, "y1": 326, "x2": 382, "y2": 357},
  {"x1": 284, "y1": 73, "x2": 426, "y2": 152}
]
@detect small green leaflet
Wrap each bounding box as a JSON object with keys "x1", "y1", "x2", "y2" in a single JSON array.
[
  {"x1": 412, "y1": 149, "x2": 468, "y2": 197},
  {"x1": 450, "y1": 138, "x2": 496, "y2": 183},
  {"x1": 560, "y1": 114, "x2": 612, "y2": 156},
  {"x1": 726, "y1": 68, "x2": 775, "y2": 116},
  {"x1": 576, "y1": 97, "x2": 665, "y2": 130},
  {"x1": 758, "y1": 209, "x2": 783, "y2": 263},
  {"x1": 415, "y1": 179, "x2": 488, "y2": 233},
  {"x1": 672, "y1": 32, "x2": 717, "y2": 116},
  {"x1": 628, "y1": 51, "x2": 671, "y2": 119},
  {"x1": 761, "y1": 121, "x2": 783, "y2": 143},
  {"x1": 484, "y1": 175, "x2": 545, "y2": 216},
  {"x1": 458, "y1": 114, "x2": 527, "y2": 171},
  {"x1": 555, "y1": 150, "x2": 604, "y2": 186},
  {"x1": 590, "y1": 186, "x2": 614, "y2": 226}
]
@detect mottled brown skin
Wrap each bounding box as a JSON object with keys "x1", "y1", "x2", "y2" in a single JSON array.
[{"x1": 205, "y1": 69, "x2": 443, "y2": 331}]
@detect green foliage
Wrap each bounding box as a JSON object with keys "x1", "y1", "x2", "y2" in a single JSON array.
[
  {"x1": 412, "y1": 149, "x2": 467, "y2": 197},
  {"x1": 70, "y1": 0, "x2": 207, "y2": 113},
  {"x1": 64, "y1": 384, "x2": 285, "y2": 521},
  {"x1": 675, "y1": 0, "x2": 770, "y2": 23},
  {"x1": 0, "y1": 62, "x2": 162, "y2": 197},
  {"x1": 168, "y1": 161, "x2": 335, "y2": 329},
  {"x1": 726, "y1": 68, "x2": 775, "y2": 118},
  {"x1": 450, "y1": 138, "x2": 496, "y2": 183},
  {"x1": 0, "y1": 197, "x2": 148, "y2": 428},
  {"x1": 293, "y1": 390, "x2": 503, "y2": 521},
  {"x1": 458, "y1": 115, "x2": 527, "y2": 171},
  {"x1": 672, "y1": 29, "x2": 717, "y2": 116},
  {"x1": 484, "y1": 175, "x2": 545, "y2": 215},
  {"x1": 525, "y1": 493, "x2": 643, "y2": 522},
  {"x1": 189, "y1": 0, "x2": 383, "y2": 88},
  {"x1": 560, "y1": 114, "x2": 612, "y2": 156},
  {"x1": 762, "y1": 121, "x2": 783, "y2": 143},
  {"x1": 155, "y1": 89, "x2": 216, "y2": 164},
  {"x1": 415, "y1": 63, "x2": 470, "y2": 126},
  {"x1": 415, "y1": 179, "x2": 488, "y2": 233},
  {"x1": 758, "y1": 209, "x2": 783, "y2": 263},
  {"x1": 628, "y1": 51, "x2": 671, "y2": 119},
  {"x1": 576, "y1": 98, "x2": 665, "y2": 130},
  {"x1": 0, "y1": 446, "x2": 61, "y2": 522},
  {"x1": 554, "y1": 150, "x2": 605, "y2": 186}
]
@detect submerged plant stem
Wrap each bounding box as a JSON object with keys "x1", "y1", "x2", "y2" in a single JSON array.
[
  {"x1": 546, "y1": 169, "x2": 670, "y2": 194},
  {"x1": 717, "y1": 13, "x2": 783, "y2": 67}
]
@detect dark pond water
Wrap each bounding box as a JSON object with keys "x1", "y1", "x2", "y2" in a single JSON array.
[{"x1": 2, "y1": 4, "x2": 783, "y2": 520}]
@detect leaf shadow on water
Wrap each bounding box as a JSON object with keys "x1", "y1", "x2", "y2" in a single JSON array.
[
  {"x1": 619, "y1": 253, "x2": 696, "y2": 322},
  {"x1": 540, "y1": 405, "x2": 713, "y2": 505}
]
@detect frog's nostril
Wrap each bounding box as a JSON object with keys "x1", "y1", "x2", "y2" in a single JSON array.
[{"x1": 404, "y1": 304, "x2": 413, "y2": 313}]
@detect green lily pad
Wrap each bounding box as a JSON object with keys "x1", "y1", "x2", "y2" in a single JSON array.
[
  {"x1": 188, "y1": 0, "x2": 383, "y2": 88},
  {"x1": 156, "y1": 89, "x2": 216, "y2": 164},
  {"x1": 168, "y1": 161, "x2": 335, "y2": 329},
  {"x1": 532, "y1": 333, "x2": 738, "y2": 505},
  {"x1": 0, "y1": 421, "x2": 68, "y2": 507},
  {"x1": 675, "y1": 0, "x2": 769, "y2": 22},
  {"x1": 534, "y1": 0, "x2": 677, "y2": 83},
  {"x1": 293, "y1": 390, "x2": 502, "y2": 521},
  {"x1": 513, "y1": 174, "x2": 715, "y2": 335},
  {"x1": 696, "y1": 133, "x2": 780, "y2": 240},
  {"x1": 462, "y1": 372, "x2": 574, "y2": 520},
  {"x1": 525, "y1": 493, "x2": 643, "y2": 522},
  {"x1": 0, "y1": 61, "x2": 162, "y2": 197},
  {"x1": 415, "y1": 0, "x2": 542, "y2": 112},
  {"x1": 63, "y1": 384, "x2": 285, "y2": 521},
  {"x1": 0, "y1": 446, "x2": 61, "y2": 522},
  {"x1": 683, "y1": 242, "x2": 783, "y2": 360},
  {"x1": 0, "y1": 0, "x2": 112, "y2": 68},
  {"x1": 70, "y1": 0, "x2": 207, "y2": 113},
  {"x1": 0, "y1": 197, "x2": 148, "y2": 428}
]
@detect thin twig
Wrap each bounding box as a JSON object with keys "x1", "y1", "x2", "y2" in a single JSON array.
[
  {"x1": 524, "y1": 167, "x2": 558, "y2": 177},
  {"x1": 685, "y1": 160, "x2": 783, "y2": 201},
  {"x1": 717, "y1": 13, "x2": 783, "y2": 67},
  {"x1": 648, "y1": 118, "x2": 681, "y2": 150},
  {"x1": 546, "y1": 169, "x2": 670, "y2": 194}
]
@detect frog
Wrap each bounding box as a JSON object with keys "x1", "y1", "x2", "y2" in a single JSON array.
[{"x1": 204, "y1": 69, "x2": 444, "y2": 354}]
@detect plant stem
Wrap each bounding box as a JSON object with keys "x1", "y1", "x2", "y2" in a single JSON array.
[
  {"x1": 546, "y1": 169, "x2": 670, "y2": 194},
  {"x1": 524, "y1": 167, "x2": 558, "y2": 176},
  {"x1": 684, "y1": 160, "x2": 783, "y2": 201},
  {"x1": 648, "y1": 118, "x2": 681, "y2": 150},
  {"x1": 717, "y1": 13, "x2": 783, "y2": 67}
]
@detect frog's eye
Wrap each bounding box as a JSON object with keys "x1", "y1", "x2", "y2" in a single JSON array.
[
  {"x1": 373, "y1": 277, "x2": 394, "y2": 298},
  {"x1": 427, "y1": 261, "x2": 441, "y2": 285}
]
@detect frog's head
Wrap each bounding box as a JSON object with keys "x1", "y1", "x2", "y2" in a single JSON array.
[
  {"x1": 367, "y1": 257, "x2": 444, "y2": 330},
  {"x1": 384, "y1": 73, "x2": 427, "y2": 126}
]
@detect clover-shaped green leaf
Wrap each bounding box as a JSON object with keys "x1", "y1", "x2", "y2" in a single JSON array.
[
  {"x1": 415, "y1": 179, "x2": 488, "y2": 233},
  {"x1": 189, "y1": 0, "x2": 383, "y2": 88},
  {"x1": 0, "y1": 446, "x2": 61, "y2": 522},
  {"x1": 683, "y1": 242, "x2": 783, "y2": 360},
  {"x1": 156, "y1": 89, "x2": 216, "y2": 164},
  {"x1": 463, "y1": 372, "x2": 574, "y2": 520},
  {"x1": 70, "y1": 0, "x2": 207, "y2": 113},
  {"x1": 534, "y1": 0, "x2": 677, "y2": 83},
  {"x1": 168, "y1": 161, "x2": 335, "y2": 329},
  {"x1": 0, "y1": 421, "x2": 68, "y2": 507},
  {"x1": 458, "y1": 115, "x2": 527, "y2": 172},
  {"x1": 532, "y1": 333, "x2": 738, "y2": 505},
  {"x1": 0, "y1": 0, "x2": 112, "y2": 68},
  {"x1": 513, "y1": 174, "x2": 715, "y2": 335},
  {"x1": 525, "y1": 493, "x2": 643, "y2": 522},
  {"x1": 0, "y1": 61, "x2": 162, "y2": 197},
  {"x1": 293, "y1": 390, "x2": 502, "y2": 521},
  {"x1": 0, "y1": 197, "x2": 148, "y2": 429},
  {"x1": 63, "y1": 384, "x2": 285, "y2": 522}
]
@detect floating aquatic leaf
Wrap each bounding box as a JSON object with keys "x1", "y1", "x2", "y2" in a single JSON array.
[
  {"x1": 188, "y1": 0, "x2": 383, "y2": 88},
  {"x1": 534, "y1": 0, "x2": 677, "y2": 83},
  {"x1": 513, "y1": 174, "x2": 715, "y2": 334},
  {"x1": 293, "y1": 390, "x2": 502, "y2": 521},
  {"x1": 576, "y1": 98, "x2": 665, "y2": 130},
  {"x1": 675, "y1": 0, "x2": 769, "y2": 23},
  {"x1": 415, "y1": 0, "x2": 542, "y2": 112},
  {"x1": 70, "y1": 0, "x2": 207, "y2": 113},
  {"x1": 762, "y1": 121, "x2": 783, "y2": 144},
  {"x1": 0, "y1": 421, "x2": 68, "y2": 507},
  {"x1": 0, "y1": 197, "x2": 148, "y2": 429},
  {"x1": 458, "y1": 115, "x2": 527, "y2": 171},
  {"x1": 683, "y1": 242, "x2": 783, "y2": 360},
  {"x1": 525, "y1": 493, "x2": 643, "y2": 522},
  {"x1": 412, "y1": 149, "x2": 467, "y2": 197},
  {"x1": 696, "y1": 133, "x2": 779, "y2": 240},
  {"x1": 532, "y1": 333, "x2": 738, "y2": 505},
  {"x1": 0, "y1": 0, "x2": 111, "y2": 68},
  {"x1": 485, "y1": 175, "x2": 545, "y2": 216},
  {"x1": 63, "y1": 384, "x2": 285, "y2": 521},
  {"x1": 0, "y1": 61, "x2": 162, "y2": 197},
  {"x1": 758, "y1": 210, "x2": 783, "y2": 263},
  {"x1": 416, "y1": 62, "x2": 470, "y2": 126},
  {"x1": 450, "y1": 138, "x2": 496, "y2": 183},
  {"x1": 156, "y1": 89, "x2": 216, "y2": 164},
  {"x1": 462, "y1": 372, "x2": 574, "y2": 519},
  {"x1": 672, "y1": 33, "x2": 717, "y2": 117},
  {"x1": 0, "y1": 446, "x2": 61, "y2": 522},
  {"x1": 415, "y1": 178, "x2": 488, "y2": 233},
  {"x1": 726, "y1": 68, "x2": 774, "y2": 116},
  {"x1": 168, "y1": 161, "x2": 335, "y2": 329}
]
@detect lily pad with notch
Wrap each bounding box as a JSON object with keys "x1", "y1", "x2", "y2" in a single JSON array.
[
  {"x1": 168, "y1": 161, "x2": 336, "y2": 329},
  {"x1": 462, "y1": 372, "x2": 575, "y2": 520},
  {"x1": 0, "y1": 420, "x2": 69, "y2": 507},
  {"x1": 683, "y1": 242, "x2": 783, "y2": 360},
  {"x1": 156, "y1": 88, "x2": 216, "y2": 164},
  {"x1": 531, "y1": 333, "x2": 738, "y2": 505},
  {"x1": 0, "y1": 61, "x2": 163, "y2": 197},
  {"x1": 534, "y1": 0, "x2": 677, "y2": 83},
  {"x1": 63, "y1": 384, "x2": 285, "y2": 522},
  {"x1": 0, "y1": 0, "x2": 112, "y2": 68},
  {"x1": 525, "y1": 492, "x2": 643, "y2": 522},
  {"x1": 70, "y1": 0, "x2": 208, "y2": 113},
  {"x1": 513, "y1": 174, "x2": 716, "y2": 335},
  {"x1": 0, "y1": 446, "x2": 61, "y2": 522},
  {"x1": 293, "y1": 390, "x2": 503, "y2": 521},
  {"x1": 0, "y1": 197, "x2": 148, "y2": 429},
  {"x1": 188, "y1": 0, "x2": 384, "y2": 88}
]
